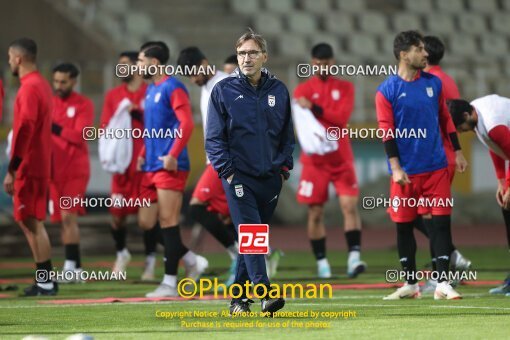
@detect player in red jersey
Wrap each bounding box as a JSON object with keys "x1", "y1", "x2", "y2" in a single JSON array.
[
  {"x1": 49, "y1": 63, "x2": 94, "y2": 281},
  {"x1": 3, "y1": 38, "x2": 57, "y2": 296},
  {"x1": 417, "y1": 36, "x2": 471, "y2": 293},
  {"x1": 294, "y1": 43, "x2": 366, "y2": 279},
  {"x1": 0, "y1": 78, "x2": 4, "y2": 121},
  {"x1": 101, "y1": 51, "x2": 160, "y2": 280}
]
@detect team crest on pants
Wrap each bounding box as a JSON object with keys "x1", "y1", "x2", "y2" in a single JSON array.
[
  {"x1": 234, "y1": 184, "x2": 244, "y2": 197},
  {"x1": 426, "y1": 87, "x2": 434, "y2": 97},
  {"x1": 268, "y1": 95, "x2": 275, "y2": 107}
]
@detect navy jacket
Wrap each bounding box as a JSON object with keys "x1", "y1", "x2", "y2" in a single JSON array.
[{"x1": 205, "y1": 68, "x2": 295, "y2": 179}]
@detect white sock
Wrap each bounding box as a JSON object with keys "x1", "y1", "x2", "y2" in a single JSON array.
[
  {"x1": 348, "y1": 250, "x2": 360, "y2": 263},
  {"x1": 227, "y1": 244, "x2": 238, "y2": 260},
  {"x1": 182, "y1": 251, "x2": 197, "y2": 267},
  {"x1": 162, "y1": 274, "x2": 176, "y2": 287},
  {"x1": 145, "y1": 254, "x2": 156, "y2": 267},
  {"x1": 317, "y1": 258, "x2": 329, "y2": 267},
  {"x1": 37, "y1": 282, "x2": 54, "y2": 290},
  {"x1": 63, "y1": 260, "x2": 76, "y2": 271},
  {"x1": 117, "y1": 248, "x2": 129, "y2": 258}
]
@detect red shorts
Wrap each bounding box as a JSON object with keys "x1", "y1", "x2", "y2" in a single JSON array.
[
  {"x1": 49, "y1": 177, "x2": 89, "y2": 222},
  {"x1": 13, "y1": 177, "x2": 48, "y2": 222},
  {"x1": 418, "y1": 164, "x2": 455, "y2": 215},
  {"x1": 389, "y1": 168, "x2": 452, "y2": 223},
  {"x1": 141, "y1": 170, "x2": 189, "y2": 198},
  {"x1": 110, "y1": 170, "x2": 147, "y2": 217},
  {"x1": 192, "y1": 164, "x2": 229, "y2": 216},
  {"x1": 297, "y1": 161, "x2": 359, "y2": 205}
]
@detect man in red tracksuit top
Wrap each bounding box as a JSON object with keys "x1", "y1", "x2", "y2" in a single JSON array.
[
  {"x1": 3, "y1": 38, "x2": 57, "y2": 296},
  {"x1": 49, "y1": 63, "x2": 94, "y2": 281},
  {"x1": 294, "y1": 43, "x2": 366, "y2": 279},
  {"x1": 100, "y1": 51, "x2": 159, "y2": 280}
]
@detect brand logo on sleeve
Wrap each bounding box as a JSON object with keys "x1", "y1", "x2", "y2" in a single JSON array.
[{"x1": 268, "y1": 95, "x2": 275, "y2": 107}]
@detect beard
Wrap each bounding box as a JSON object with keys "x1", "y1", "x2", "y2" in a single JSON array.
[
  {"x1": 11, "y1": 66, "x2": 19, "y2": 77},
  {"x1": 56, "y1": 89, "x2": 72, "y2": 98}
]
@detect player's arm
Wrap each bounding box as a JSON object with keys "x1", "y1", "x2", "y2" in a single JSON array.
[
  {"x1": 0, "y1": 79, "x2": 4, "y2": 122},
  {"x1": 275, "y1": 91, "x2": 295, "y2": 180},
  {"x1": 8, "y1": 87, "x2": 38, "y2": 174},
  {"x1": 316, "y1": 83, "x2": 354, "y2": 128},
  {"x1": 205, "y1": 85, "x2": 234, "y2": 181},
  {"x1": 159, "y1": 87, "x2": 194, "y2": 171},
  {"x1": 376, "y1": 91, "x2": 410, "y2": 185},
  {"x1": 100, "y1": 91, "x2": 114, "y2": 129},
  {"x1": 438, "y1": 88, "x2": 467, "y2": 172},
  {"x1": 52, "y1": 99, "x2": 94, "y2": 145}
]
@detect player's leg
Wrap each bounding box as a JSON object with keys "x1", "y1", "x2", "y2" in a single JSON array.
[
  {"x1": 60, "y1": 210, "x2": 82, "y2": 281},
  {"x1": 383, "y1": 178, "x2": 420, "y2": 300},
  {"x1": 427, "y1": 168, "x2": 461, "y2": 300},
  {"x1": 489, "y1": 207, "x2": 510, "y2": 295},
  {"x1": 110, "y1": 214, "x2": 131, "y2": 274},
  {"x1": 416, "y1": 213, "x2": 439, "y2": 293},
  {"x1": 138, "y1": 202, "x2": 160, "y2": 281},
  {"x1": 146, "y1": 171, "x2": 208, "y2": 298},
  {"x1": 339, "y1": 195, "x2": 367, "y2": 278},
  {"x1": 20, "y1": 217, "x2": 58, "y2": 296},
  {"x1": 297, "y1": 162, "x2": 330, "y2": 277}
]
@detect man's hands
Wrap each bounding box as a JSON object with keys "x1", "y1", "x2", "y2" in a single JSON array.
[
  {"x1": 392, "y1": 166, "x2": 411, "y2": 186},
  {"x1": 226, "y1": 173, "x2": 234, "y2": 184},
  {"x1": 496, "y1": 179, "x2": 510, "y2": 209},
  {"x1": 3, "y1": 170, "x2": 15, "y2": 196},
  {"x1": 158, "y1": 155, "x2": 178, "y2": 172},
  {"x1": 455, "y1": 150, "x2": 468, "y2": 173},
  {"x1": 296, "y1": 97, "x2": 312, "y2": 109}
]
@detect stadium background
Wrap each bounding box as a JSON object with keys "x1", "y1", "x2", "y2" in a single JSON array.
[{"x1": 0, "y1": 0, "x2": 509, "y2": 257}]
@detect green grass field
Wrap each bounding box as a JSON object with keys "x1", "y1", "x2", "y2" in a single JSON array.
[{"x1": 0, "y1": 247, "x2": 508, "y2": 339}]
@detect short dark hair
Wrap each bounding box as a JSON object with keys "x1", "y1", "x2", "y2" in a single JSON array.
[
  {"x1": 140, "y1": 41, "x2": 170, "y2": 64},
  {"x1": 393, "y1": 30, "x2": 424, "y2": 60},
  {"x1": 448, "y1": 99, "x2": 473, "y2": 128},
  {"x1": 52, "y1": 62, "x2": 80, "y2": 78},
  {"x1": 119, "y1": 51, "x2": 139, "y2": 64},
  {"x1": 311, "y1": 43, "x2": 333, "y2": 59},
  {"x1": 423, "y1": 36, "x2": 445, "y2": 65},
  {"x1": 224, "y1": 54, "x2": 238, "y2": 65},
  {"x1": 177, "y1": 47, "x2": 206, "y2": 69},
  {"x1": 9, "y1": 37, "x2": 37, "y2": 62}
]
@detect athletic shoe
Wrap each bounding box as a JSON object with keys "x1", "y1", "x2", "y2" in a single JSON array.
[
  {"x1": 57, "y1": 268, "x2": 85, "y2": 284},
  {"x1": 420, "y1": 279, "x2": 437, "y2": 294},
  {"x1": 434, "y1": 281, "x2": 462, "y2": 300},
  {"x1": 450, "y1": 250, "x2": 472, "y2": 272},
  {"x1": 141, "y1": 256, "x2": 156, "y2": 281},
  {"x1": 229, "y1": 298, "x2": 254, "y2": 315},
  {"x1": 185, "y1": 255, "x2": 209, "y2": 281},
  {"x1": 383, "y1": 283, "x2": 420, "y2": 300},
  {"x1": 23, "y1": 282, "x2": 58, "y2": 296},
  {"x1": 347, "y1": 258, "x2": 367, "y2": 278},
  {"x1": 266, "y1": 249, "x2": 283, "y2": 278},
  {"x1": 317, "y1": 259, "x2": 332, "y2": 279},
  {"x1": 145, "y1": 283, "x2": 177, "y2": 298},
  {"x1": 261, "y1": 297, "x2": 285, "y2": 317},
  {"x1": 112, "y1": 250, "x2": 131, "y2": 274},
  {"x1": 488, "y1": 275, "x2": 510, "y2": 294}
]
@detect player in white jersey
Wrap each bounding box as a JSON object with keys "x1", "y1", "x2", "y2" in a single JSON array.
[{"x1": 449, "y1": 96, "x2": 510, "y2": 296}]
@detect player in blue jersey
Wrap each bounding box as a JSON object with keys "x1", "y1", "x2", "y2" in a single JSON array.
[
  {"x1": 135, "y1": 41, "x2": 208, "y2": 298},
  {"x1": 375, "y1": 31, "x2": 467, "y2": 300}
]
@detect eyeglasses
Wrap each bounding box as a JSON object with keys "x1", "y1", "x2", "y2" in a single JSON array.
[{"x1": 237, "y1": 50, "x2": 263, "y2": 60}]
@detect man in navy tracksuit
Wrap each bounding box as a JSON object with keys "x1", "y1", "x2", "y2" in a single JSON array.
[{"x1": 205, "y1": 30, "x2": 295, "y2": 315}]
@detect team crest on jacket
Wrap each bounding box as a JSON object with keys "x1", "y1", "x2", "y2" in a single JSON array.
[
  {"x1": 268, "y1": 95, "x2": 275, "y2": 107},
  {"x1": 426, "y1": 87, "x2": 434, "y2": 97},
  {"x1": 331, "y1": 89, "x2": 340, "y2": 100},
  {"x1": 67, "y1": 106, "x2": 76, "y2": 118},
  {"x1": 234, "y1": 184, "x2": 244, "y2": 197}
]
